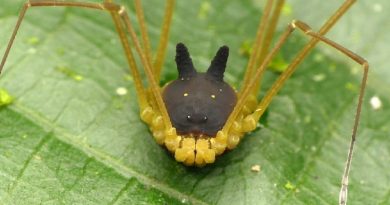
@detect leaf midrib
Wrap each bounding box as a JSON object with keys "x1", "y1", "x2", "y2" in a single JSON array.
[
  {"x1": 7, "y1": 101, "x2": 208, "y2": 205},
  {"x1": 0, "y1": 8, "x2": 209, "y2": 204}
]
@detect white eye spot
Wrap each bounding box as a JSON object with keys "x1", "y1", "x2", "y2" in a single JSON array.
[
  {"x1": 370, "y1": 96, "x2": 382, "y2": 110},
  {"x1": 203, "y1": 116, "x2": 208, "y2": 121},
  {"x1": 219, "y1": 89, "x2": 223, "y2": 92},
  {"x1": 181, "y1": 77, "x2": 185, "y2": 81},
  {"x1": 116, "y1": 87, "x2": 128, "y2": 96},
  {"x1": 187, "y1": 115, "x2": 191, "y2": 120},
  {"x1": 184, "y1": 93, "x2": 189, "y2": 97},
  {"x1": 211, "y1": 94, "x2": 216, "y2": 99}
]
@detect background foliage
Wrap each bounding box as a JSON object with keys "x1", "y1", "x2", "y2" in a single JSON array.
[{"x1": 0, "y1": 0, "x2": 389, "y2": 204}]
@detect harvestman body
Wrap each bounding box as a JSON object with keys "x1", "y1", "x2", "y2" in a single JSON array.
[{"x1": 0, "y1": 0, "x2": 368, "y2": 204}]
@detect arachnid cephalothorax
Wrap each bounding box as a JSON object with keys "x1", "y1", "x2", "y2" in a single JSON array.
[
  {"x1": 0, "y1": 1, "x2": 369, "y2": 204},
  {"x1": 158, "y1": 43, "x2": 239, "y2": 166},
  {"x1": 164, "y1": 44, "x2": 237, "y2": 138}
]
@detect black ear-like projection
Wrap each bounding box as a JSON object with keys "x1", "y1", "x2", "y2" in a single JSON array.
[
  {"x1": 175, "y1": 43, "x2": 197, "y2": 78},
  {"x1": 164, "y1": 44, "x2": 236, "y2": 136},
  {"x1": 207, "y1": 46, "x2": 229, "y2": 81}
]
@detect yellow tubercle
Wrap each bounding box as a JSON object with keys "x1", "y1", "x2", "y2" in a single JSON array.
[
  {"x1": 164, "y1": 135, "x2": 180, "y2": 152},
  {"x1": 240, "y1": 94, "x2": 258, "y2": 115},
  {"x1": 216, "y1": 130, "x2": 227, "y2": 141},
  {"x1": 242, "y1": 105, "x2": 252, "y2": 115},
  {"x1": 140, "y1": 106, "x2": 154, "y2": 124},
  {"x1": 146, "y1": 117, "x2": 250, "y2": 165},
  {"x1": 246, "y1": 94, "x2": 258, "y2": 111},
  {"x1": 152, "y1": 130, "x2": 165, "y2": 145},
  {"x1": 195, "y1": 139, "x2": 215, "y2": 165},
  {"x1": 165, "y1": 127, "x2": 177, "y2": 138},
  {"x1": 230, "y1": 120, "x2": 242, "y2": 134},
  {"x1": 242, "y1": 115, "x2": 257, "y2": 132},
  {"x1": 152, "y1": 115, "x2": 164, "y2": 130},
  {"x1": 210, "y1": 131, "x2": 228, "y2": 155},
  {"x1": 174, "y1": 138, "x2": 216, "y2": 166},
  {"x1": 175, "y1": 138, "x2": 195, "y2": 166},
  {"x1": 227, "y1": 134, "x2": 240, "y2": 149}
]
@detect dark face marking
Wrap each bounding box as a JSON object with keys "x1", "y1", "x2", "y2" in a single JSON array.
[{"x1": 162, "y1": 43, "x2": 237, "y2": 136}]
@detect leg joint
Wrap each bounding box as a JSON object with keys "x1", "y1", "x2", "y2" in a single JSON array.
[
  {"x1": 102, "y1": 2, "x2": 122, "y2": 12},
  {"x1": 293, "y1": 20, "x2": 313, "y2": 34},
  {"x1": 25, "y1": 1, "x2": 32, "y2": 8},
  {"x1": 102, "y1": 2, "x2": 126, "y2": 16},
  {"x1": 118, "y1": 6, "x2": 126, "y2": 16}
]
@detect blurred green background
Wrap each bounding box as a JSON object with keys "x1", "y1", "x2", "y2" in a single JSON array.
[{"x1": 0, "y1": 0, "x2": 389, "y2": 204}]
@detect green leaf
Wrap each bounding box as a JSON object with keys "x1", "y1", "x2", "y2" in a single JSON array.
[{"x1": 1, "y1": 0, "x2": 389, "y2": 204}]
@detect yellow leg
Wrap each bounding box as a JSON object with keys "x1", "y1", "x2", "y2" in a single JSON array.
[
  {"x1": 255, "y1": 0, "x2": 285, "y2": 69},
  {"x1": 223, "y1": 0, "x2": 357, "y2": 135},
  {"x1": 154, "y1": 0, "x2": 176, "y2": 82},
  {"x1": 224, "y1": 1, "x2": 366, "y2": 202},
  {"x1": 132, "y1": 0, "x2": 176, "y2": 82},
  {"x1": 245, "y1": 20, "x2": 368, "y2": 205},
  {"x1": 247, "y1": 20, "x2": 368, "y2": 124},
  {"x1": 240, "y1": 0, "x2": 285, "y2": 94},
  {"x1": 134, "y1": 0, "x2": 153, "y2": 65},
  {"x1": 253, "y1": 0, "x2": 285, "y2": 94},
  {"x1": 0, "y1": 0, "x2": 150, "y2": 111},
  {"x1": 103, "y1": 2, "x2": 150, "y2": 111},
  {"x1": 241, "y1": 0, "x2": 275, "y2": 92},
  {"x1": 234, "y1": 1, "x2": 367, "y2": 204},
  {"x1": 222, "y1": 21, "x2": 294, "y2": 135},
  {"x1": 117, "y1": 6, "x2": 173, "y2": 130},
  {"x1": 0, "y1": 1, "x2": 101, "y2": 74}
]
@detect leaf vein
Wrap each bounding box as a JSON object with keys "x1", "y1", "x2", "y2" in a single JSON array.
[
  {"x1": 6, "y1": 133, "x2": 50, "y2": 195},
  {"x1": 9, "y1": 101, "x2": 208, "y2": 205}
]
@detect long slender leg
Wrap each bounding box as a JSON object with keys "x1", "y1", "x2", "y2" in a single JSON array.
[
  {"x1": 241, "y1": 0, "x2": 274, "y2": 92},
  {"x1": 223, "y1": 6, "x2": 366, "y2": 201},
  {"x1": 253, "y1": 0, "x2": 285, "y2": 93},
  {"x1": 154, "y1": 0, "x2": 175, "y2": 82},
  {"x1": 249, "y1": 20, "x2": 368, "y2": 121},
  {"x1": 103, "y1": 2, "x2": 149, "y2": 110},
  {"x1": 132, "y1": 0, "x2": 175, "y2": 82},
  {"x1": 223, "y1": 0, "x2": 356, "y2": 133},
  {"x1": 240, "y1": 0, "x2": 285, "y2": 95},
  {"x1": 255, "y1": 0, "x2": 285, "y2": 68},
  {"x1": 0, "y1": 0, "x2": 149, "y2": 110},
  {"x1": 118, "y1": 7, "x2": 173, "y2": 130},
  {"x1": 134, "y1": 0, "x2": 153, "y2": 64},
  {"x1": 245, "y1": 20, "x2": 368, "y2": 205},
  {"x1": 230, "y1": 2, "x2": 366, "y2": 204},
  {"x1": 222, "y1": 21, "x2": 294, "y2": 134},
  {"x1": 0, "y1": 1, "x2": 101, "y2": 74}
]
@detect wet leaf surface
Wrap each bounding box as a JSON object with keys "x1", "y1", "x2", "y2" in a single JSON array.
[{"x1": 1, "y1": 0, "x2": 389, "y2": 204}]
